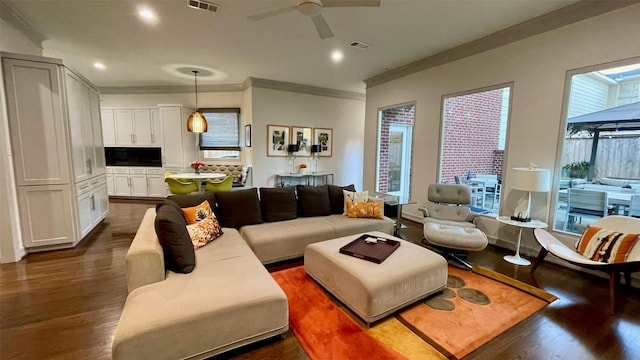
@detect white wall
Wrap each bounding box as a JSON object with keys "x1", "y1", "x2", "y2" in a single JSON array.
[
  {"x1": 0, "y1": 19, "x2": 43, "y2": 263},
  {"x1": 250, "y1": 87, "x2": 365, "y2": 189},
  {"x1": 364, "y1": 5, "x2": 640, "y2": 254}
]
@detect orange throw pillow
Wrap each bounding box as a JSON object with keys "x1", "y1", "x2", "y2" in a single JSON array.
[
  {"x1": 575, "y1": 225, "x2": 639, "y2": 264},
  {"x1": 346, "y1": 200, "x2": 384, "y2": 219},
  {"x1": 181, "y1": 200, "x2": 212, "y2": 224}
]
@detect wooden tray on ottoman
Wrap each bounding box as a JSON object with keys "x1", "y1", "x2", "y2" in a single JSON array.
[{"x1": 339, "y1": 234, "x2": 400, "y2": 264}]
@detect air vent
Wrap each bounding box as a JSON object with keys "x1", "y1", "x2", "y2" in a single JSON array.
[
  {"x1": 187, "y1": 0, "x2": 219, "y2": 12},
  {"x1": 349, "y1": 41, "x2": 372, "y2": 51}
]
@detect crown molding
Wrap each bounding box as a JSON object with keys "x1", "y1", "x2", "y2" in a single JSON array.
[
  {"x1": 99, "y1": 84, "x2": 245, "y2": 94},
  {"x1": 364, "y1": 0, "x2": 639, "y2": 89},
  {"x1": 0, "y1": 2, "x2": 46, "y2": 47},
  {"x1": 247, "y1": 77, "x2": 365, "y2": 101}
]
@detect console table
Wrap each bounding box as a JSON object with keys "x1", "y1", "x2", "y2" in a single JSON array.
[{"x1": 275, "y1": 172, "x2": 334, "y2": 187}]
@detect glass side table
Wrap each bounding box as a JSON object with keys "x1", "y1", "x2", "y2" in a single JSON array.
[{"x1": 373, "y1": 193, "x2": 416, "y2": 236}]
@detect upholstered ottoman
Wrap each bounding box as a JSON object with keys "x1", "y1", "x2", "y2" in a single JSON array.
[{"x1": 304, "y1": 231, "x2": 447, "y2": 323}]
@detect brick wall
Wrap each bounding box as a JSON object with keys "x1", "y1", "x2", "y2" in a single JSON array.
[
  {"x1": 378, "y1": 104, "x2": 415, "y2": 192},
  {"x1": 441, "y1": 89, "x2": 504, "y2": 183}
]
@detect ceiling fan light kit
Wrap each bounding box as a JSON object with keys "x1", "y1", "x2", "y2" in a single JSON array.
[{"x1": 248, "y1": 0, "x2": 381, "y2": 40}]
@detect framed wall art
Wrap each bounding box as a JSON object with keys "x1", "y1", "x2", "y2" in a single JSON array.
[
  {"x1": 291, "y1": 126, "x2": 312, "y2": 157},
  {"x1": 313, "y1": 127, "x2": 333, "y2": 157},
  {"x1": 245, "y1": 124, "x2": 252, "y2": 147},
  {"x1": 267, "y1": 124, "x2": 290, "y2": 157}
]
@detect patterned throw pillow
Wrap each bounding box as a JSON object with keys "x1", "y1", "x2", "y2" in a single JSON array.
[
  {"x1": 181, "y1": 200, "x2": 212, "y2": 224},
  {"x1": 346, "y1": 199, "x2": 384, "y2": 219},
  {"x1": 343, "y1": 190, "x2": 369, "y2": 215},
  {"x1": 575, "y1": 225, "x2": 639, "y2": 264},
  {"x1": 186, "y1": 214, "x2": 224, "y2": 249}
]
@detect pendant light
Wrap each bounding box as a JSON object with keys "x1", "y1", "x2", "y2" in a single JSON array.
[{"x1": 186, "y1": 70, "x2": 208, "y2": 133}]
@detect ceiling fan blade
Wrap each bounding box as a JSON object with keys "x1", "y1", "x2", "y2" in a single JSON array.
[
  {"x1": 322, "y1": 0, "x2": 381, "y2": 7},
  {"x1": 311, "y1": 14, "x2": 334, "y2": 40},
  {"x1": 247, "y1": 5, "x2": 298, "y2": 21}
]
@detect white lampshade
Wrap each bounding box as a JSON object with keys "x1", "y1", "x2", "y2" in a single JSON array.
[{"x1": 511, "y1": 167, "x2": 551, "y2": 192}]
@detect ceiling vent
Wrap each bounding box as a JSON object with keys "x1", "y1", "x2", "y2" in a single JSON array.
[
  {"x1": 187, "y1": 0, "x2": 219, "y2": 12},
  {"x1": 349, "y1": 40, "x2": 372, "y2": 51}
]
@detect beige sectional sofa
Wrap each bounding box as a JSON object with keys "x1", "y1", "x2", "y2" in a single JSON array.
[{"x1": 112, "y1": 185, "x2": 394, "y2": 360}]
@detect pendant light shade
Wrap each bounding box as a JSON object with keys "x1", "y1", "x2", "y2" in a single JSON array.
[{"x1": 187, "y1": 70, "x2": 208, "y2": 133}]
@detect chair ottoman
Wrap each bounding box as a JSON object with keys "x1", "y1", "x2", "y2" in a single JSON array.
[{"x1": 304, "y1": 231, "x2": 448, "y2": 323}]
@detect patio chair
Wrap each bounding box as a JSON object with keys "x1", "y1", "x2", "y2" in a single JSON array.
[
  {"x1": 564, "y1": 189, "x2": 610, "y2": 231},
  {"x1": 420, "y1": 184, "x2": 488, "y2": 270},
  {"x1": 530, "y1": 215, "x2": 640, "y2": 314}
]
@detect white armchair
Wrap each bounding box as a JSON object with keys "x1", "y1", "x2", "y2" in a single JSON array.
[{"x1": 530, "y1": 215, "x2": 640, "y2": 314}]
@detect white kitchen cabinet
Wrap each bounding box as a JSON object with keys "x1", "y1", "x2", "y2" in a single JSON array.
[
  {"x1": 113, "y1": 167, "x2": 132, "y2": 196},
  {"x1": 146, "y1": 167, "x2": 166, "y2": 197},
  {"x1": 16, "y1": 184, "x2": 76, "y2": 247},
  {"x1": 76, "y1": 179, "x2": 108, "y2": 238},
  {"x1": 110, "y1": 108, "x2": 161, "y2": 147},
  {"x1": 101, "y1": 109, "x2": 116, "y2": 147},
  {"x1": 130, "y1": 175, "x2": 148, "y2": 197},
  {"x1": 3, "y1": 57, "x2": 71, "y2": 186},
  {"x1": 160, "y1": 105, "x2": 196, "y2": 168},
  {"x1": 2, "y1": 53, "x2": 107, "y2": 249},
  {"x1": 106, "y1": 173, "x2": 115, "y2": 195}
]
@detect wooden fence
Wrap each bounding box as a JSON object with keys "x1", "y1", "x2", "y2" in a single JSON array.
[{"x1": 562, "y1": 137, "x2": 640, "y2": 180}]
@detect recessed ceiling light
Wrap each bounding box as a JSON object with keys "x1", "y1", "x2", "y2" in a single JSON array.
[
  {"x1": 331, "y1": 50, "x2": 343, "y2": 63},
  {"x1": 94, "y1": 62, "x2": 106, "y2": 70},
  {"x1": 137, "y1": 7, "x2": 158, "y2": 24}
]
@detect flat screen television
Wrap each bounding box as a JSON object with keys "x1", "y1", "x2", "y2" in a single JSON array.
[{"x1": 105, "y1": 147, "x2": 162, "y2": 167}]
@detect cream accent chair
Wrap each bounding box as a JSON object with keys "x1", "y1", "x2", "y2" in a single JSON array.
[
  {"x1": 420, "y1": 184, "x2": 488, "y2": 270},
  {"x1": 530, "y1": 215, "x2": 640, "y2": 314}
]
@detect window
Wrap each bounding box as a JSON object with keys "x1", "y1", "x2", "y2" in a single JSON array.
[
  {"x1": 439, "y1": 85, "x2": 512, "y2": 215},
  {"x1": 199, "y1": 108, "x2": 241, "y2": 160},
  {"x1": 552, "y1": 61, "x2": 640, "y2": 234}
]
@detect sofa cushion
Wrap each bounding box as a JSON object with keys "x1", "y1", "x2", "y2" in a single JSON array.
[
  {"x1": 296, "y1": 185, "x2": 331, "y2": 217},
  {"x1": 154, "y1": 201, "x2": 196, "y2": 273},
  {"x1": 186, "y1": 214, "x2": 224, "y2": 249},
  {"x1": 260, "y1": 187, "x2": 297, "y2": 222},
  {"x1": 181, "y1": 200, "x2": 213, "y2": 224},
  {"x1": 328, "y1": 184, "x2": 356, "y2": 214},
  {"x1": 215, "y1": 188, "x2": 263, "y2": 228}
]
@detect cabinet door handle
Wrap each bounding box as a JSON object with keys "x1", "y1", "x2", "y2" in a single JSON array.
[
  {"x1": 90, "y1": 195, "x2": 95, "y2": 211},
  {"x1": 127, "y1": 177, "x2": 131, "y2": 187},
  {"x1": 151, "y1": 134, "x2": 155, "y2": 143},
  {"x1": 147, "y1": 178, "x2": 150, "y2": 188}
]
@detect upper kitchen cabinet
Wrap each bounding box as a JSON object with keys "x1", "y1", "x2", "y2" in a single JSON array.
[{"x1": 101, "y1": 108, "x2": 162, "y2": 147}]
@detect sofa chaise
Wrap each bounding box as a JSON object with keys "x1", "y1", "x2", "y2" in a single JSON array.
[{"x1": 112, "y1": 185, "x2": 395, "y2": 360}]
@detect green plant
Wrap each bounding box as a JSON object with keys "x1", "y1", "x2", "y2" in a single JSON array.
[{"x1": 562, "y1": 161, "x2": 590, "y2": 178}]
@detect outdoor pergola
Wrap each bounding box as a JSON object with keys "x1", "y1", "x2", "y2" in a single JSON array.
[{"x1": 567, "y1": 101, "x2": 640, "y2": 181}]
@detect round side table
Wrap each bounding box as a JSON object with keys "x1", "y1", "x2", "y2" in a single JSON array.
[{"x1": 496, "y1": 216, "x2": 548, "y2": 266}]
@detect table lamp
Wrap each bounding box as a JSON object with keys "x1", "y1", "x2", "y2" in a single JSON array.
[
  {"x1": 310, "y1": 144, "x2": 321, "y2": 173},
  {"x1": 510, "y1": 165, "x2": 551, "y2": 222},
  {"x1": 287, "y1": 144, "x2": 299, "y2": 174}
]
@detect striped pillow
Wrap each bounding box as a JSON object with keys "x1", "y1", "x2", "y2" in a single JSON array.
[{"x1": 575, "y1": 225, "x2": 639, "y2": 264}]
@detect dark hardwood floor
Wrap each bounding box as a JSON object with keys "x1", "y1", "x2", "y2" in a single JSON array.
[{"x1": 1, "y1": 201, "x2": 638, "y2": 360}]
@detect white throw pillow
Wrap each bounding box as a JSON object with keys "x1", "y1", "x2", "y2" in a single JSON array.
[{"x1": 343, "y1": 190, "x2": 369, "y2": 215}]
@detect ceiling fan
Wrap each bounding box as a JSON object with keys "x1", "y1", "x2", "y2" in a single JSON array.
[{"x1": 248, "y1": 0, "x2": 381, "y2": 40}]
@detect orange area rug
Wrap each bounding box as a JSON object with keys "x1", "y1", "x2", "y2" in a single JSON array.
[
  {"x1": 398, "y1": 266, "x2": 556, "y2": 359},
  {"x1": 272, "y1": 265, "x2": 555, "y2": 360},
  {"x1": 271, "y1": 266, "x2": 408, "y2": 360}
]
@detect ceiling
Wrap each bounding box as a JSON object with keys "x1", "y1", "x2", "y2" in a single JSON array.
[{"x1": 2, "y1": 0, "x2": 588, "y2": 93}]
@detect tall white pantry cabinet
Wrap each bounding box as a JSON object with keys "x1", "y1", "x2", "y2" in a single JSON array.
[{"x1": 2, "y1": 52, "x2": 108, "y2": 249}]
